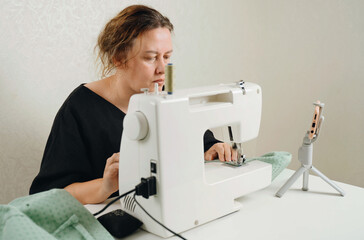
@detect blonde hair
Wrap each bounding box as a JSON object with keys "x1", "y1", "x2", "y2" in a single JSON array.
[{"x1": 95, "y1": 5, "x2": 174, "y2": 78}]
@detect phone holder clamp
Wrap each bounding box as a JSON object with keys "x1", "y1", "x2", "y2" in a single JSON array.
[{"x1": 276, "y1": 101, "x2": 345, "y2": 198}]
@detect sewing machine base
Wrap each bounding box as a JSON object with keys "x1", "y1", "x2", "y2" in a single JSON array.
[{"x1": 126, "y1": 160, "x2": 272, "y2": 238}]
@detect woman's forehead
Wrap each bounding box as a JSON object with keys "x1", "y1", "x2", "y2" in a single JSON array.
[{"x1": 135, "y1": 28, "x2": 173, "y2": 53}]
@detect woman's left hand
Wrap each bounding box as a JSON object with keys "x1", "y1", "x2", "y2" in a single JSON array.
[{"x1": 204, "y1": 143, "x2": 238, "y2": 162}]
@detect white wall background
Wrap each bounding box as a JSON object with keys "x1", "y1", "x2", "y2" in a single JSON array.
[{"x1": 1, "y1": 0, "x2": 363, "y2": 204}]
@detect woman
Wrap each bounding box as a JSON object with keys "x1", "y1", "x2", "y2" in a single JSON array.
[{"x1": 30, "y1": 5, "x2": 237, "y2": 204}]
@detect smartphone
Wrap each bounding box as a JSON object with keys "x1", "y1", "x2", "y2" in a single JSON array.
[{"x1": 308, "y1": 101, "x2": 321, "y2": 140}]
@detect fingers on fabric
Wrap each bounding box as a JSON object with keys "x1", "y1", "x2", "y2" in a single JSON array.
[
  {"x1": 205, "y1": 143, "x2": 236, "y2": 162},
  {"x1": 216, "y1": 143, "x2": 237, "y2": 162},
  {"x1": 222, "y1": 143, "x2": 232, "y2": 162},
  {"x1": 204, "y1": 146, "x2": 218, "y2": 161},
  {"x1": 214, "y1": 144, "x2": 226, "y2": 162}
]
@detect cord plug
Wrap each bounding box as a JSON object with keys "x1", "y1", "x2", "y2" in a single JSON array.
[{"x1": 135, "y1": 176, "x2": 157, "y2": 199}]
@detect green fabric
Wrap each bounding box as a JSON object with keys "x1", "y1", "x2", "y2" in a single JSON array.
[
  {"x1": 0, "y1": 189, "x2": 113, "y2": 240},
  {"x1": 206, "y1": 151, "x2": 292, "y2": 181},
  {"x1": 0, "y1": 205, "x2": 56, "y2": 240},
  {"x1": 245, "y1": 151, "x2": 292, "y2": 180}
]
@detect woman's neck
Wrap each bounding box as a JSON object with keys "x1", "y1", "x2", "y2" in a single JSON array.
[
  {"x1": 85, "y1": 74, "x2": 134, "y2": 114},
  {"x1": 106, "y1": 74, "x2": 133, "y2": 113}
]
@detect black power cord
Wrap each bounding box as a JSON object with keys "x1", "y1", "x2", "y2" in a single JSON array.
[
  {"x1": 93, "y1": 188, "x2": 135, "y2": 217},
  {"x1": 133, "y1": 193, "x2": 187, "y2": 240},
  {"x1": 92, "y1": 176, "x2": 187, "y2": 239}
]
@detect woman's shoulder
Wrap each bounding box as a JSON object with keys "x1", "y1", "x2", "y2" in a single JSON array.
[
  {"x1": 64, "y1": 79, "x2": 109, "y2": 104},
  {"x1": 54, "y1": 83, "x2": 102, "y2": 115},
  {"x1": 60, "y1": 79, "x2": 124, "y2": 118},
  {"x1": 83, "y1": 78, "x2": 111, "y2": 104},
  {"x1": 62, "y1": 84, "x2": 96, "y2": 109}
]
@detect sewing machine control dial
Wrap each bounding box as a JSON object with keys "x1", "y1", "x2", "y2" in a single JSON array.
[{"x1": 123, "y1": 111, "x2": 149, "y2": 140}]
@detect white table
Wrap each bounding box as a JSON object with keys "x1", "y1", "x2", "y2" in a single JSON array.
[{"x1": 85, "y1": 169, "x2": 364, "y2": 240}]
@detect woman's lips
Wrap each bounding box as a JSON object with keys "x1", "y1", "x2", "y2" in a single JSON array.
[{"x1": 153, "y1": 79, "x2": 164, "y2": 86}]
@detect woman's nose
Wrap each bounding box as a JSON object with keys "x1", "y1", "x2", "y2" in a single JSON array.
[{"x1": 156, "y1": 57, "x2": 166, "y2": 74}]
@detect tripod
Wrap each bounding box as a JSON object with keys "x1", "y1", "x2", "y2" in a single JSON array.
[{"x1": 276, "y1": 102, "x2": 345, "y2": 198}]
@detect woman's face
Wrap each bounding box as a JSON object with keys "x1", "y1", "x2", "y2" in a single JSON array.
[{"x1": 118, "y1": 27, "x2": 173, "y2": 93}]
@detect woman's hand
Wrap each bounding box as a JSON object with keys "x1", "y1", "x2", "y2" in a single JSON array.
[
  {"x1": 101, "y1": 152, "x2": 120, "y2": 196},
  {"x1": 204, "y1": 143, "x2": 238, "y2": 162},
  {"x1": 65, "y1": 153, "x2": 120, "y2": 205}
]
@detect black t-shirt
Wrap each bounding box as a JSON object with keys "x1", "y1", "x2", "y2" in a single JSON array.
[{"x1": 30, "y1": 84, "x2": 220, "y2": 195}]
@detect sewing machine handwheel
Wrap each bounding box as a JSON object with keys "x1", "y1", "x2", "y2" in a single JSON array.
[{"x1": 123, "y1": 111, "x2": 149, "y2": 140}]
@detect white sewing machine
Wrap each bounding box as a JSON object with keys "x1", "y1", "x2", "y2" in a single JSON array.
[{"x1": 119, "y1": 82, "x2": 272, "y2": 238}]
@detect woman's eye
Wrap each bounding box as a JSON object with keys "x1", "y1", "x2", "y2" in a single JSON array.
[{"x1": 145, "y1": 57, "x2": 156, "y2": 61}]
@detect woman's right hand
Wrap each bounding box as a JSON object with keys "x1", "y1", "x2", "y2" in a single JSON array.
[{"x1": 101, "y1": 152, "x2": 120, "y2": 196}]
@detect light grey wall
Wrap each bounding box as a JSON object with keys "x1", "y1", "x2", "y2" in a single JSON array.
[
  {"x1": 1, "y1": 0, "x2": 363, "y2": 204},
  {"x1": 239, "y1": 0, "x2": 364, "y2": 188}
]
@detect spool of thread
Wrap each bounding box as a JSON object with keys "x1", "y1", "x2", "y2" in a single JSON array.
[{"x1": 165, "y1": 63, "x2": 174, "y2": 94}]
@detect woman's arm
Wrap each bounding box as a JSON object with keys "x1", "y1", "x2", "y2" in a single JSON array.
[
  {"x1": 65, "y1": 153, "x2": 120, "y2": 204},
  {"x1": 65, "y1": 179, "x2": 111, "y2": 205}
]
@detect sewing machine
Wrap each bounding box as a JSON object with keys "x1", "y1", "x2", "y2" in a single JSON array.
[{"x1": 118, "y1": 82, "x2": 272, "y2": 238}]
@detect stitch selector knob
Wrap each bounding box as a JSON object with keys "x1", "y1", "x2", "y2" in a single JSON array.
[{"x1": 124, "y1": 111, "x2": 149, "y2": 140}]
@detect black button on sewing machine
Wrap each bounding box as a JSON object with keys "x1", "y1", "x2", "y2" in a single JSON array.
[{"x1": 151, "y1": 161, "x2": 157, "y2": 173}]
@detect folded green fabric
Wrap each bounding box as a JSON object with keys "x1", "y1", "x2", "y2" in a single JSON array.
[
  {"x1": 0, "y1": 205, "x2": 56, "y2": 240},
  {"x1": 245, "y1": 151, "x2": 292, "y2": 181},
  {"x1": 0, "y1": 189, "x2": 113, "y2": 240}
]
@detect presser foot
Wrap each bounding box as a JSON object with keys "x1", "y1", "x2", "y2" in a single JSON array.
[{"x1": 224, "y1": 155, "x2": 246, "y2": 167}]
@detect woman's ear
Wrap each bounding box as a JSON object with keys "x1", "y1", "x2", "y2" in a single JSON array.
[
  {"x1": 113, "y1": 56, "x2": 128, "y2": 69},
  {"x1": 112, "y1": 56, "x2": 121, "y2": 68}
]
